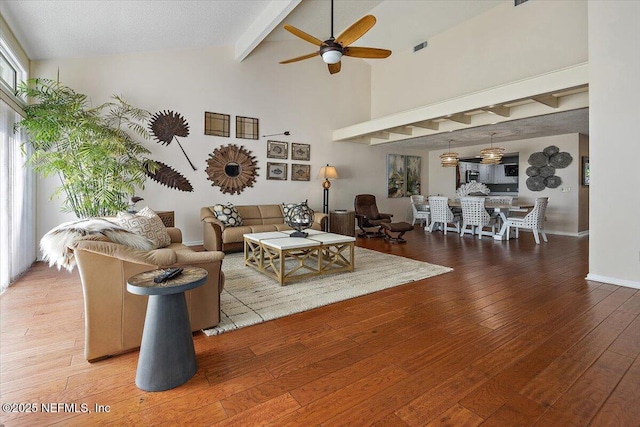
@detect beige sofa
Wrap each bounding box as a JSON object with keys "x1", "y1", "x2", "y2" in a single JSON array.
[
  {"x1": 72, "y1": 227, "x2": 225, "y2": 362},
  {"x1": 200, "y1": 204, "x2": 327, "y2": 252}
]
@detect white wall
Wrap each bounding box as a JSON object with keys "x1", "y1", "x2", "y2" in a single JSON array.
[
  {"x1": 370, "y1": 0, "x2": 588, "y2": 118},
  {"x1": 31, "y1": 41, "x2": 424, "y2": 245},
  {"x1": 428, "y1": 134, "x2": 581, "y2": 236},
  {"x1": 588, "y1": 1, "x2": 640, "y2": 287}
]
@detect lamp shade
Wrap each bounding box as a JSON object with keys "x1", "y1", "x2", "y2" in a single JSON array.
[
  {"x1": 480, "y1": 133, "x2": 504, "y2": 164},
  {"x1": 440, "y1": 152, "x2": 459, "y2": 167},
  {"x1": 317, "y1": 165, "x2": 339, "y2": 180},
  {"x1": 440, "y1": 140, "x2": 459, "y2": 167},
  {"x1": 480, "y1": 147, "x2": 504, "y2": 164}
]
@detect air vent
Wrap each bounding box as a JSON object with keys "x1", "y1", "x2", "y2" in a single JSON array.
[
  {"x1": 515, "y1": 0, "x2": 529, "y2": 6},
  {"x1": 413, "y1": 41, "x2": 428, "y2": 53}
]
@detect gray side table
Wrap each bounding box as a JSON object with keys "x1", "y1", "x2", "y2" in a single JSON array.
[{"x1": 127, "y1": 266, "x2": 208, "y2": 392}]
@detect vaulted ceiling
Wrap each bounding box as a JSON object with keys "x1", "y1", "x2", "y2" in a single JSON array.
[{"x1": 0, "y1": 0, "x2": 587, "y2": 149}]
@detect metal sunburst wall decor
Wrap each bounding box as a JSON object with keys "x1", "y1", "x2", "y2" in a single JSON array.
[{"x1": 149, "y1": 110, "x2": 197, "y2": 171}]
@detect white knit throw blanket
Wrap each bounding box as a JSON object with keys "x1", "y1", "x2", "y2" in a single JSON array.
[{"x1": 40, "y1": 218, "x2": 153, "y2": 272}]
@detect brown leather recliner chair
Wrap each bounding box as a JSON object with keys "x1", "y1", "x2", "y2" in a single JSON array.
[{"x1": 354, "y1": 194, "x2": 393, "y2": 237}]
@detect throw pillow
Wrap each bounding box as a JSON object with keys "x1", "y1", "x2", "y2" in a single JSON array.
[
  {"x1": 116, "y1": 207, "x2": 172, "y2": 249},
  {"x1": 282, "y1": 200, "x2": 308, "y2": 218},
  {"x1": 212, "y1": 203, "x2": 243, "y2": 227}
]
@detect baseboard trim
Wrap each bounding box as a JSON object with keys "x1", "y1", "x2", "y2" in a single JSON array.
[
  {"x1": 586, "y1": 273, "x2": 640, "y2": 290},
  {"x1": 185, "y1": 240, "x2": 204, "y2": 247},
  {"x1": 544, "y1": 230, "x2": 581, "y2": 237}
]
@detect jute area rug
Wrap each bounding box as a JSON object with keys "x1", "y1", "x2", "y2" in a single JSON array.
[{"x1": 203, "y1": 247, "x2": 452, "y2": 336}]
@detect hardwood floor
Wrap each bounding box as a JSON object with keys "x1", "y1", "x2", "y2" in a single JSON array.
[{"x1": 2, "y1": 228, "x2": 639, "y2": 426}]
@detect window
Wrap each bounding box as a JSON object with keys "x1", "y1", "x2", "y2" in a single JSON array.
[
  {"x1": 0, "y1": 31, "x2": 33, "y2": 293},
  {"x1": 0, "y1": 52, "x2": 17, "y2": 92}
]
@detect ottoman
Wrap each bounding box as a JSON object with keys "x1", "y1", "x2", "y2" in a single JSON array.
[{"x1": 380, "y1": 222, "x2": 414, "y2": 243}]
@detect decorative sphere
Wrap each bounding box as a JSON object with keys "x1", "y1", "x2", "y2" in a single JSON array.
[{"x1": 285, "y1": 203, "x2": 315, "y2": 232}]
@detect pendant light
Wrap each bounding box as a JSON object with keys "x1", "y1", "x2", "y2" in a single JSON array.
[
  {"x1": 480, "y1": 132, "x2": 504, "y2": 164},
  {"x1": 440, "y1": 139, "x2": 459, "y2": 167}
]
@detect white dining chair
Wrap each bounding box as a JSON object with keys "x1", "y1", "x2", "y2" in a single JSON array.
[
  {"x1": 486, "y1": 196, "x2": 513, "y2": 206},
  {"x1": 410, "y1": 195, "x2": 430, "y2": 227},
  {"x1": 459, "y1": 197, "x2": 497, "y2": 239},
  {"x1": 486, "y1": 196, "x2": 513, "y2": 226},
  {"x1": 506, "y1": 197, "x2": 549, "y2": 244},
  {"x1": 427, "y1": 196, "x2": 461, "y2": 234}
]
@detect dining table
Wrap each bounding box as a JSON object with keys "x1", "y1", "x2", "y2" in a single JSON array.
[{"x1": 418, "y1": 199, "x2": 534, "y2": 240}]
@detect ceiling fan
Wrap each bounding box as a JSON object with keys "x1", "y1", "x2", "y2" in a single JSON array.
[{"x1": 279, "y1": 0, "x2": 392, "y2": 75}]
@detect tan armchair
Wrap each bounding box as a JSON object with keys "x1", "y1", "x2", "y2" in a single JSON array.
[{"x1": 72, "y1": 227, "x2": 225, "y2": 362}]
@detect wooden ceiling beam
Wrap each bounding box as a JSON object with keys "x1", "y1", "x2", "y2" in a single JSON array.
[
  {"x1": 482, "y1": 105, "x2": 511, "y2": 117},
  {"x1": 387, "y1": 126, "x2": 413, "y2": 136},
  {"x1": 446, "y1": 113, "x2": 471, "y2": 124},
  {"x1": 532, "y1": 94, "x2": 559, "y2": 108},
  {"x1": 411, "y1": 120, "x2": 439, "y2": 130},
  {"x1": 369, "y1": 131, "x2": 390, "y2": 140}
]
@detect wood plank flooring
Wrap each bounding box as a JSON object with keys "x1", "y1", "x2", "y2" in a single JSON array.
[{"x1": 2, "y1": 228, "x2": 639, "y2": 426}]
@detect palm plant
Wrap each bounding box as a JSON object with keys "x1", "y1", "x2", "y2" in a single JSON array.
[{"x1": 16, "y1": 78, "x2": 157, "y2": 218}]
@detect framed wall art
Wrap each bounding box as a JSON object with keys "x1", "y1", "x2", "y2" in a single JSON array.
[
  {"x1": 267, "y1": 140, "x2": 288, "y2": 159},
  {"x1": 405, "y1": 155, "x2": 422, "y2": 196},
  {"x1": 266, "y1": 162, "x2": 287, "y2": 180},
  {"x1": 291, "y1": 164, "x2": 310, "y2": 181},
  {"x1": 387, "y1": 154, "x2": 406, "y2": 198},
  {"x1": 204, "y1": 112, "x2": 230, "y2": 137},
  {"x1": 582, "y1": 156, "x2": 590, "y2": 186},
  {"x1": 386, "y1": 154, "x2": 422, "y2": 198},
  {"x1": 291, "y1": 143, "x2": 310, "y2": 161},
  {"x1": 236, "y1": 116, "x2": 259, "y2": 140}
]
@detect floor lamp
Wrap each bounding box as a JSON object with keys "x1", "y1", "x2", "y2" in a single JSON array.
[{"x1": 317, "y1": 164, "x2": 339, "y2": 230}]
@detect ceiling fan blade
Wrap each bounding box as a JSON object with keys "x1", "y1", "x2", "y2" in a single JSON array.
[
  {"x1": 284, "y1": 25, "x2": 324, "y2": 47},
  {"x1": 328, "y1": 62, "x2": 341, "y2": 75},
  {"x1": 336, "y1": 15, "x2": 376, "y2": 47},
  {"x1": 279, "y1": 52, "x2": 318, "y2": 64},
  {"x1": 343, "y1": 46, "x2": 392, "y2": 59}
]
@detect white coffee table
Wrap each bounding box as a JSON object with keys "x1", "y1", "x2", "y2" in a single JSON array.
[{"x1": 243, "y1": 231, "x2": 355, "y2": 285}]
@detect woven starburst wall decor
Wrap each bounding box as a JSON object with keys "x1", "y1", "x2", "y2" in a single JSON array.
[
  {"x1": 206, "y1": 144, "x2": 259, "y2": 195},
  {"x1": 149, "y1": 110, "x2": 197, "y2": 171}
]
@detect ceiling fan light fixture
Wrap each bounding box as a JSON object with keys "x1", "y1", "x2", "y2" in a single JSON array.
[
  {"x1": 280, "y1": 0, "x2": 390, "y2": 74},
  {"x1": 321, "y1": 49, "x2": 342, "y2": 64}
]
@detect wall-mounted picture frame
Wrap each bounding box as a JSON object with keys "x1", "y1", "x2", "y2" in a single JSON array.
[
  {"x1": 266, "y1": 162, "x2": 287, "y2": 180},
  {"x1": 204, "y1": 111, "x2": 230, "y2": 137},
  {"x1": 291, "y1": 164, "x2": 310, "y2": 181},
  {"x1": 405, "y1": 155, "x2": 422, "y2": 196},
  {"x1": 267, "y1": 140, "x2": 288, "y2": 159},
  {"x1": 387, "y1": 154, "x2": 406, "y2": 198},
  {"x1": 291, "y1": 143, "x2": 310, "y2": 161},
  {"x1": 582, "y1": 156, "x2": 590, "y2": 186},
  {"x1": 236, "y1": 116, "x2": 259, "y2": 140},
  {"x1": 386, "y1": 154, "x2": 422, "y2": 197}
]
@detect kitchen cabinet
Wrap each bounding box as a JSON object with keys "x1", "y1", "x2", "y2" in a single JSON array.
[
  {"x1": 494, "y1": 164, "x2": 518, "y2": 184},
  {"x1": 478, "y1": 164, "x2": 494, "y2": 183}
]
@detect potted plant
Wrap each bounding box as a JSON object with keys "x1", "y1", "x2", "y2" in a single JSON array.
[{"x1": 16, "y1": 78, "x2": 156, "y2": 218}]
